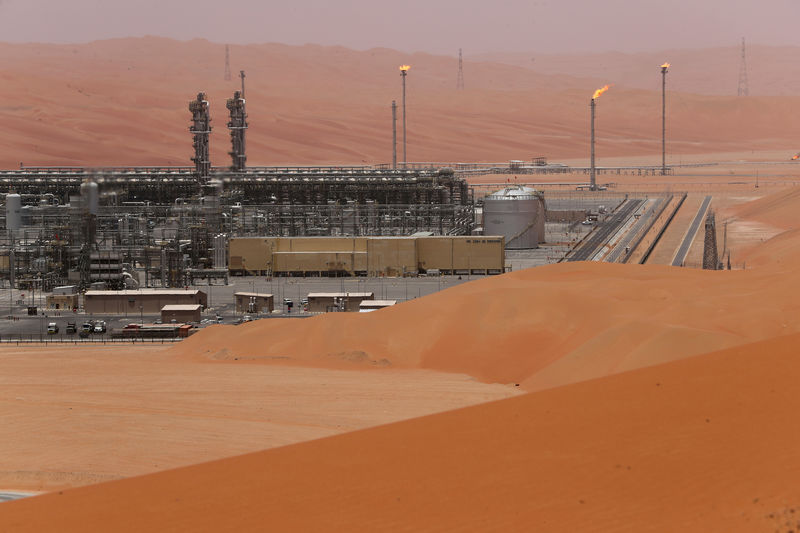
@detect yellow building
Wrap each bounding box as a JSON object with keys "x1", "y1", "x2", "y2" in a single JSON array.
[{"x1": 229, "y1": 236, "x2": 504, "y2": 277}]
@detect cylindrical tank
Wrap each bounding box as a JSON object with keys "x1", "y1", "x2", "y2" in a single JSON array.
[
  {"x1": 5, "y1": 193, "x2": 21, "y2": 231},
  {"x1": 482, "y1": 186, "x2": 544, "y2": 249},
  {"x1": 80, "y1": 180, "x2": 99, "y2": 215}
]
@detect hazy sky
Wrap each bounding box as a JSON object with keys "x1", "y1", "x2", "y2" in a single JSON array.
[{"x1": 0, "y1": 0, "x2": 798, "y2": 54}]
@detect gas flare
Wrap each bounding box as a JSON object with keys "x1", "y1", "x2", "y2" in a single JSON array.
[
  {"x1": 661, "y1": 62, "x2": 671, "y2": 69},
  {"x1": 592, "y1": 85, "x2": 610, "y2": 100},
  {"x1": 399, "y1": 65, "x2": 411, "y2": 72},
  {"x1": 792, "y1": 153, "x2": 799, "y2": 160}
]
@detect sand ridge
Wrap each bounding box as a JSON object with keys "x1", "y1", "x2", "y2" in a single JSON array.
[
  {"x1": 4, "y1": 332, "x2": 800, "y2": 532},
  {"x1": 3, "y1": 38, "x2": 800, "y2": 168}
]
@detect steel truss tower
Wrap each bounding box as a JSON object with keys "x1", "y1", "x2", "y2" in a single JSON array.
[
  {"x1": 737, "y1": 37, "x2": 749, "y2": 97},
  {"x1": 457, "y1": 48, "x2": 465, "y2": 90},
  {"x1": 703, "y1": 210, "x2": 719, "y2": 270},
  {"x1": 224, "y1": 45, "x2": 232, "y2": 81}
]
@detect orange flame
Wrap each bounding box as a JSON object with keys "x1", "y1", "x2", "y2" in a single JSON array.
[
  {"x1": 793, "y1": 153, "x2": 799, "y2": 160},
  {"x1": 399, "y1": 65, "x2": 411, "y2": 72},
  {"x1": 592, "y1": 85, "x2": 610, "y2": 100},
  {"x1": 661, "y1": 62, "x2": 671, "y2": 69}
]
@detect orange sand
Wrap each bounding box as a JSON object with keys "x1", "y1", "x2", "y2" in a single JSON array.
[
  {"x1": 4, "y1": 333, "x2": 800, "y2": 532},
  {"x1": 3, "y1": 38, "x2": 800, "y2": 168},
  {"x1": 3, "y1": 39, "x2": 800, "y2": 529}
]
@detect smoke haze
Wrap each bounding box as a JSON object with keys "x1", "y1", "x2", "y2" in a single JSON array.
[{"x1": 0, "y1": 0, "x2": 799, "y2": 54}]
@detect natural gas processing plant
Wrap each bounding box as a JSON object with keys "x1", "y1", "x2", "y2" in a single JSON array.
[{"x1": 0, "y1": 73, "x2": 716, "y2": 296}]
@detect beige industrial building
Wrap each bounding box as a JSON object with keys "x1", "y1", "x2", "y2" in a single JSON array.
[
  {"x1": 46, "y1": 294, "x2": 80, "y2": 310},
  {"x1": 234, "y1": 292, "x2": 274, "y2": 314},
  {"x1": 229, "y1": 236, "x2": 504, "y2": 277},
  {"x1": 307, "y1": 292, "x2": 374, "y2": 313},
  {"x1": 84, "y1": 289, "x2": 208, "y2": 315},
  {"x1": 160, "y1": 304, "x2": 202, "y2": 323}
]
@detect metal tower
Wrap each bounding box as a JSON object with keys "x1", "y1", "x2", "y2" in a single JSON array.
[
  {"x1": 226, "y1": 78, "x2": 248, "y2": 171},
  {"x1": 392, "y1": 100, "x2": 397, "y2": 169},
  {"x1": 737, "y1": 37, "x2": 749, "y2": 97},
  {"x1": 224, "y1": 45, "x2": 232, "y2": 81},
  {"x1": 399, "y1": 65, "x2": 410, "y2": 168},
  {"x1": 660, "y1": 62, "x2": 669, "y2": 175},
  {"x1": 457, "y1": 48, "x2": 465, "y2": 90},
  {"x1": 189, "y1": 93, "x2": 212, "y2": 180},
  {"x1": 702, "y1": 210, "x2": 719, "y2": 270}
]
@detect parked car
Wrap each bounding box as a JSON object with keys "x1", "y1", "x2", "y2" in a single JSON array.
[
  {"x1": 47, "y1": 322, "x2": 58, "y2": 334},
  {"x1": 93, "y1": 322, "x2": 106, "y2": 334},
  {"x1": 81, "y1": 322, "x2": 94, "y2": 334},
  {"x1": 65, "y1": 322, "x2": 77, "y2": 334}
]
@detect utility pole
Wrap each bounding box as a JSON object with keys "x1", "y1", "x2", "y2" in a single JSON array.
[
  {"x1": 661, "y1": 62, "x2": 670, "y2": 175},
  {"x1": 737, "y1": 37, "x2": 749, "y2": 97},
  {"x1": 457, "y1": 48, "x2": 465, "y2": 90},
  {"x1": 399, "y1": 65, "x2": 410, "y2": 168},
  {"x1": 392, "y1": 100, "x2": 397, "y2": 169}
]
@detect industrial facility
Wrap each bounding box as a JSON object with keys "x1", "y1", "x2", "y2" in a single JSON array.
[{"x1": 0, "y1": 75, "x2": 687, "y2": 317}]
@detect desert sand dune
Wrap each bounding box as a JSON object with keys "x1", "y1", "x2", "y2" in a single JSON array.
[
  {"x1": 2, "y1": 38, "x2": 800, "y2": 168},
  {"x1": 4, "y1": 332, "x2": 800, "y2": 532}
]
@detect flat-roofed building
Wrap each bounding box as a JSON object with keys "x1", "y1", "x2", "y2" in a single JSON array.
[
  {"x1": 161, "y1": 304, "x2": 202, "y2": 324},
  {"x1": 234, "y1": 292, "x2": 274, "y2": 314},
  {"x1": 84, "y1": 289, "x2": 208, "y2": 315},
  {"x1": 229, "y1": 236, "x2": 505, "y2": 277},
  {"x1": 307, "y1": 292, "x2": 374, "y2": 313}
]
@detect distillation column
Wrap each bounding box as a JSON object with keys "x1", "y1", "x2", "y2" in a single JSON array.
[{"x1": 189, "y1": 93, "x2": 212, "y2": 180}]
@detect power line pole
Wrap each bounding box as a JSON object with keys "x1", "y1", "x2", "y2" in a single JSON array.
[
  {"x1": 661, "y1": 62, "x2": 669, "y2": 175},
  {"x1": 224, "y1": 45, "x2": 232, "y2": 81},
  {"x1": 457, "y1": 48, "x2": 465, "y2": 90},
  {"x1": 392, "y1": 100, "x2": 397, "y2": 169},
  {"x1": 737, "y1": 37, "x2": 749, "y2": 97},
  {"x1": 399, "y1": 65, "x2": 410, "y2": 168}
]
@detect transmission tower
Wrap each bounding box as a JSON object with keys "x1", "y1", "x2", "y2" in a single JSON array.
[
  {"x1": 456, "y1": 48, "x2": 465, "y2": 90},
  {"x1": 737, "y1": 37, "x2": 749, "y2": 96},
  {"x1": 702, "y1": 210, "x2": 719, "y2": 270},
  {"x1": 224, "y1": 45, "x2": 232, "y2": 81}
]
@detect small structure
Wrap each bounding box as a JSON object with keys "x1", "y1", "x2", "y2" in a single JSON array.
[
  {"x1": 307, "y1": 292, "x2": 374, "y2": 313},
  {"x1": 359, "y1": 300, "x2": 397, "y2": 313},
  {"x1": 84, "y1": 289, "x2": 207, "y2": 315},
  {"x1": 234, "y1": 292, "x2": 274, "y2": 314},
  {"x1": 161, "y1": 304, "x2": 202, "y2": 324},
  {"x1": 46, "y1": 293, "x2": 79, "y2": 310}
]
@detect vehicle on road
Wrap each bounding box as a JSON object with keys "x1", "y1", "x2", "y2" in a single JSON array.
[
  {"x1": 93, "y1": 322, "x2": 106, "y2": 334},
  {"x1": 47, "y1": 322, "x2": 58, "y2": 334},
  {"x1": 81, "y1": 322, "x2": 94, "y2": 334},
  {"x1": 65, "y1": 322, "x2": 77, "y2": 334}
]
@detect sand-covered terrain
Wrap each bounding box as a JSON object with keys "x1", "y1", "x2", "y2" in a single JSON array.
[
  {"x1": 4, "y1": 333, "x2": 800, "y2": 532},
  {"x1": 3, "y1": 38, "x2": 800, "y2": 530},
  {"x1": 2, "y1": 38, "x2": 800, "y2": 168}
]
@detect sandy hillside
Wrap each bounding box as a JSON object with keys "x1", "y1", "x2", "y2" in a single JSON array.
[
  {"x1": 476, "y1": 44, "x2": 800, "y2": 96},
  {"x1": 4, "y1": 332, "x2": 800, "y2": 532},
  {"x1": 0, "y1": 344, "x2": 518, "y2": 492},
  {"x1": 1, "y1": 38, "x2": 800, "y2": 168}
]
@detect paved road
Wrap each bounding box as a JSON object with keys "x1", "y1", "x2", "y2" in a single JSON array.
[
  {"x1": 672, "y1": 195, "x2": 712, "y2": 267},
  {"x1": 567, "y1": 199, "x2": 644, "y2": 262}
]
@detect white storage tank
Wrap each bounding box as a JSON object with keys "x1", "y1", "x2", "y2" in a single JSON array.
[
  {"x1": 5, "y1": 193, "x2": 21, "y2": 231},
  {"x1": 482, "y1": 186, "x2": 545, "y2": 249}
]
